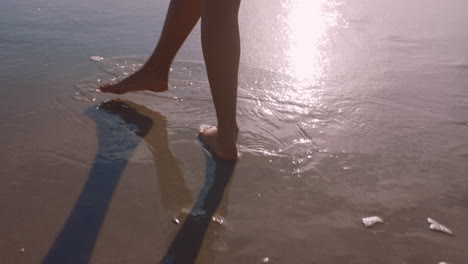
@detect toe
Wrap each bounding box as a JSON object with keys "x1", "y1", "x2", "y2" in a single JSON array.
[
  {"x1": 99, "y1": 84, "x2": 112, "y2": 93},
  {"x1": 99, "y1": 84, "x2": 125, "y2": 94}
]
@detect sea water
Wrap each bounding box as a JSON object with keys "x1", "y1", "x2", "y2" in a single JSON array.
[{"x1": 1, "y1": 0, "x2": 468, "y2": 263}]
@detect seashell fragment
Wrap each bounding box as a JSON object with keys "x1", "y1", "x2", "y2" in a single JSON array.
[
  {"x1": 362, "y1": 216, "x2": 384, "y2": 227},
  {"x1": 90, "y1": 56, "x2": 104, "y2": 62},
  {"x1": 211, "y1": 215, "x2": 226, "y2": 225},
  {"x1": 427, "y1": 218, "x2": 452, "y2": 235}
]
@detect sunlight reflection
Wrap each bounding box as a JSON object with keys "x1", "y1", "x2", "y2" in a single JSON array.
[{"x1": 281, "y1": 0, "x2": 343, "y2": 86}]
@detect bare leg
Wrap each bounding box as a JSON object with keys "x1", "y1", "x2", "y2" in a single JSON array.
[
  {"x1": 198, "y1": 0, "x2": 241, "y2": 160},
  {"x1": 100, "y1": 0, "x2": 202, "y2": 94}
]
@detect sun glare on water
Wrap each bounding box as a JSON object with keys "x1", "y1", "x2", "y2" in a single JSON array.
[{"x1": 280, "y1": 0, "x2": 343, "y2": 86}]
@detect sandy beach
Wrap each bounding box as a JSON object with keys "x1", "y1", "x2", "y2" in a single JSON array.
[{"x1": 1, "y1": 0, "x2": 468, "y2": 263}]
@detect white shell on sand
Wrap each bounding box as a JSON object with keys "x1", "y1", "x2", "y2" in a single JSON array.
[
  {"x1": 362, "y1": 216, "x2": 384, "y2": 227},
  {"x1": 90, "y1": 56, "x2": 104, "y2": 62},
  {"x1": 427, "y1": 218, "x2": 452, "y2": 235}
]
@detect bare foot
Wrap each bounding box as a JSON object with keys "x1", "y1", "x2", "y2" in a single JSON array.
[
  {"x1": 199, "y1": 127, "x2": 238, "y2": 160},
  {"x1": 99, "y1": 63, "x2": 169, "y2": 94}
]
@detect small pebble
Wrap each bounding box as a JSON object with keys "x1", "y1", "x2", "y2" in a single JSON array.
[
  {"x1": 20, "y1": 248, "x2": 25, "y2": 253},
  {"x1": 362, "y1": 216, "x2": 384, "y2": 227},
  {"x1": 262, "y1": 257, "x2": 270, "y2": 263},
  {"x1": 172, "y1": 217, "x2": 180, "y2": 225}
]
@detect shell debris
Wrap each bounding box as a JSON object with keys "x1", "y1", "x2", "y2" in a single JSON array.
[
  {"x1": 90, "y1": 56, "x2": 104, "y2": 62},
  {"x1": 427, "y1": 218, "x2": 452, "y2": 235},
  {"x1": 362, "y1": 216, "x2": 384, "y2": 227}
]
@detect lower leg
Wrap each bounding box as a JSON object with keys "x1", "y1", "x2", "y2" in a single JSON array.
[
  {"x1": 147, "y1": 0, "x2": 203, "y2": 68},
  {"x1": 100, "y1": 0, "x2": 202, "y2": 94},
  {"x1": 199, "y1": 0, "x2": 241, "y2": 160}
]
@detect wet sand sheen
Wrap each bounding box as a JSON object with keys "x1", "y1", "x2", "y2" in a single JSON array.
[
  {"x1": 1, "y1": 0, "x2": 468, "y2": 263},
  {"x1": 41, "y1": 99, "x2": 235, "y2": 263}
]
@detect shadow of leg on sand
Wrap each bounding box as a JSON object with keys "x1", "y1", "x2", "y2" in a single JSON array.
[
  {"x1": 43, "y1": 99, "x2": 236, "y2": 264},
  {"x1": 42, "y1": 100, "x2": 152, "y2": 264}
]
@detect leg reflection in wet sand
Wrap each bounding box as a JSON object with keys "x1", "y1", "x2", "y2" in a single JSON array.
[
  {"x1": 43, "y1": 99, "x2": 236, "y2": 264},
  {"x1": 161, "y1": 146, "x2": 236, "y2": 264},
  {"x1": 116, "y1": 99, "x2": 237, "y2": 264}
]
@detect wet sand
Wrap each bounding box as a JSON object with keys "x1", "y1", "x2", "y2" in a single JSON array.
[{"x1": 1, "y1": 0, "x2": 468, "y2": 263}]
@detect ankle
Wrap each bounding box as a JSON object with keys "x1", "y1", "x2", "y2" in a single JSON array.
[
  {"x1": 217, "y1": 126, "x2": 239, "y2": 144},
  {"x1": 145, "y1": 59, "x2": 170, "y2": 73}
]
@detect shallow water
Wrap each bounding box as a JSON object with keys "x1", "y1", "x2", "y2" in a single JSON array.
[{"x1": 1, "y1": 0, "x2": 468, "y2": 263}]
